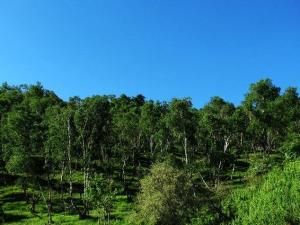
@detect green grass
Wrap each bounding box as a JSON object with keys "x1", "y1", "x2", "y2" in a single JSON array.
[
  {"x1": 0, "y1": 184, "x2": 133, "y2": 225},
  {"x1": 1, "y1": 153, "x2": 283, "y2": 224}
]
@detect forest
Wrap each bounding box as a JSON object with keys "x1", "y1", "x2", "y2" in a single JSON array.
[{"x1": 0, "y1": 79, "x2": 299, "y2": 225}]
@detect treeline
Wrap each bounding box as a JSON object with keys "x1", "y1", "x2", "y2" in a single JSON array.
[{"x1": 0, "y1": 79, "x2": 300, "y2": 224}]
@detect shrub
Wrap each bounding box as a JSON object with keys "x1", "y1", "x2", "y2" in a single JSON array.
[
  {"x1": 222, "y1": 161, "x2": 300, "y2": 225},
  {"x1": 131, "y1": 162, "x2": 198, "y2": 225}
]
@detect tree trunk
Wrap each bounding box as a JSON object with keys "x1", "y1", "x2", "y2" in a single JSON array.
[
  {"x1": 60, "y1": 160, "x2": 65, "y2": 201},
  {"x1": 122, "y1": 158, "x2": 126, "y2": 183},
  {"x1": 132, "y1": 149, "x2": 135, "y2": 167},
  {"x1": 40, "y1": 183, "x2": 53, "y2": 224},
  {"x1": 224, "y1": 136, "x2": 230, "y2": 153},
  {"x1": 150, "y1": 134, "x2": 154, "y2": 156},
  {"x1": 30, "y1": 196, "x2": 37, "y2": 214},
  {"x1": 67, "y1": 117, "x2": 73, "y2": 200},
  {"x1": 22, "y1": 183, "x2": 29, "y2": 204},
  {"x1": 47, "y1": 192, "x2": 53, "y2": 225},
  {"x1": 82, "y1": 162, "x2": 90, "y2": 217},
  {"x1": 200, "y1": 173, "x2": 209, "y2": 189},
  {"x1": 184, "y1": 137, "x2": 188, "y2": 165},
  {"x1": 122, "y1": 157, "x2": 129, "y2": 199},
  {"x1": 84, "y1": 166, "x2": 90, "y2": 215},
  {"x1": 240, "y1": 132, "x2": 243, "y2": 146},
  {"x1": 82, "y1": 140, "x2": 90, "y2": 217},
  {"x1": 231, "y1": 164, "x2": 235, "y2": 180},
  {"x1": 218, "y1": 160, "x2": 222, "y2": 170}
]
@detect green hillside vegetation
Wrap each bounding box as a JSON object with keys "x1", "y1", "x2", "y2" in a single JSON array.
[{"x1": 0, "y1": 79, "x2": 299, "y2": 224}]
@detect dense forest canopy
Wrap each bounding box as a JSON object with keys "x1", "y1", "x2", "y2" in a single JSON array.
[{"x1": 0, "y1": 79, "x2": 299, "y2": 225}]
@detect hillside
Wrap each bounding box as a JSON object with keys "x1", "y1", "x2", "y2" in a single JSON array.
[{"x1": 0, "y1": 79, "x2": 299, "y2": 225}]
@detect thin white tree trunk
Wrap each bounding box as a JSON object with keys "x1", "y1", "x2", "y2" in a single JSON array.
[
  {"x1": 184, "y1": 137, "x2": 188, "y2": 165},
  {"x1": 150, "y1": 135, "x2": 154, "y2": 156},
  {"x1": 60, "y1": 161, "x2": 65, "y2": 201},
  {"x1": 122, "y1": 158, "x2": 126, "y2": 182},
  {"x1": 200, "y1": 173, "x2": 209, "y2": 189},
  {"x1": 224, "y1": 136, "x2": 230, "y2": 153},
  {"x1": 231, "y1": 164, "x2": 235, "y2": 180},
  {"x1": 67, "y1": 117, "x2": 73, "y2": 199}
]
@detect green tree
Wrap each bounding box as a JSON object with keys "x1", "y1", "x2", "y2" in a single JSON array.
[
  {"x1": 111, "y1": 95, "x2": 142, "y2": 198},
  {"x1": 74, "y1": 96, "x2": 111, "y2": 217},
  {"x1": 199, "y1": 97, "x2": 236, "y2": 185},
  {"x1": 2, "y1": 106, "x2": 43, "y2": 213},
  {"x1": 242, "y1": 79, "x2": 281, "y2": 152},
  {"x1": 132, "y1": 162, "x2": 198, "y2": 225},
  {"x1": 88, "y1": 175, "x2": 116, "y2": 225},
  {"x1": 45, "y1": 104, "x2": 77, "y2": 206},
  {"x1": 139, "y1": 101, "x2": 162, "y2": 157},
  {"x1": 165, "y1": 98, "x2": 196, "y2": 165}
]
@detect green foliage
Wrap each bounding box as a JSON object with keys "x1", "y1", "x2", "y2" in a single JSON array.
[
  {"x1": 243, "y1": 79, "x2": 281, "y2": 152},
  {"x1": 1, "y1": 80, "x2": 300, "y2": 225},
  {"x1": 5, "y1": 152, "x2": 30, "y2": 174},
  {"x1": 131, "y1": 162, "x2": 198, "y2": 225},
  {"x1": 87, "y1": 175, "x2": 116, "y2": 224},
  {"x1": 190, "y1": 206, "x2": 220, "y2": 225},
  {"x1": 222, "y1": 161, "x2": 300, "y2": 225},
  {"x1": 280, "y1": 133, "x2": 300, "y2": 159},
  {"x1": 245, "y1": 154, "x2": 277, "y2": 178},
  {"x1": 164, "y1": 98, "x2": 196, "y2": 163}
]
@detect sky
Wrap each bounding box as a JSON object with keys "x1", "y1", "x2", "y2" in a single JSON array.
[{"x1": 0, "y1": 0, "x2": 299, "y2": 107}]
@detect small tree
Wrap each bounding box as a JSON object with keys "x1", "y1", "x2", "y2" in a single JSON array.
[
  {"x1": 88, "y1": 175, "x2": 116, "y2": 225},
  {"x1": 132, "y1": 162, "x2": 198, "y2": 225}
]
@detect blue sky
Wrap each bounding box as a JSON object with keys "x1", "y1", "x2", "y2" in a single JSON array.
[{"x1": 0, "y1": 0, "x2": 299, "y2": 107}]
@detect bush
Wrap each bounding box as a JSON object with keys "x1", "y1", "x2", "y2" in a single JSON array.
[
  {"x1": 280, "y1": 133, "x2": 300, "y2": 159},
  {"x1": 131, "y1": 162, "x2": 198, "y2": 225},
  {"x1": 190, "y1": 206, "x2": 221, "y2": 225},
  {"x1": 222, "y1": 161, "x2": 300, "y2": 225}
]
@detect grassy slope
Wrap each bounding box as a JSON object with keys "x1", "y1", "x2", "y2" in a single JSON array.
[
  {"x1": 0, "y1": 153, "x2": 283, "y2": 224},
  {"x1": 0, "y1": 185, "x2": 132, "y2": 225}
]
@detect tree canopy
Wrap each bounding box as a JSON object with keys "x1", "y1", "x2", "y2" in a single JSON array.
[{"x1": 0, "y1": 80, "x2": 299, "y2": 225}]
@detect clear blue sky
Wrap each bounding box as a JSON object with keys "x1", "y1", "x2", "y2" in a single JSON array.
[{"x1": 0, "y1": 0, "x2": 299, "y2": 107}]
